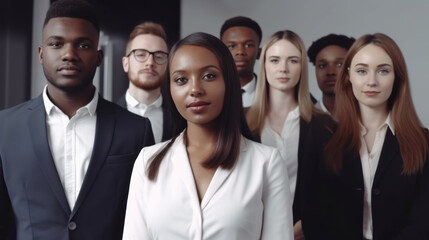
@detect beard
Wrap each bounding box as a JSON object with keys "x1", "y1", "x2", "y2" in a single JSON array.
[{"x1": 129, "y1": 72, "x2": 165, "y2": 91}]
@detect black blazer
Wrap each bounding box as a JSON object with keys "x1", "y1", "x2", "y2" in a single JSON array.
[
  {"x1": 299, "y1": 123, "x2": 429, "y2": 240},
  {"x1": 252, "y1": 112, "x2": 335, "y2": 224},
  {"x1": 0, "y1": 95, "x2": 154, "y2": 240},
  {"x1": 116, "y1": 91, "x2": 172, "y2": 142}
]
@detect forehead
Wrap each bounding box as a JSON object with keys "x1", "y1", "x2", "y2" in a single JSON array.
[
  {"x1": 129, "y1": 34, "x2": 168, "y2": 52},
  {"x1": 351, "y1": 44, "x2": 392, "y2": 66},
  {"x1": 43, "y1": 17, "x2": 99, "y2": 42},
  {"x1": 266, "y1": 39, "x2": 300, "y2": 57},
  {"x1": 316, "y1": 45, "x2": 348, "y2": 60},
  {"x1": 221, "y1": 26, "x2": 259, "y2": 43},
  {"x1": 170, "y1": 45, "x2": 220, "y2": 72}
]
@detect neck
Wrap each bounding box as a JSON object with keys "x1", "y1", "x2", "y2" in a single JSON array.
[
  {"x1": 185, "y1": 122, "x2": 218, "y2": 149},
  {"x1": 238, "y1": 71, "x2": 254, "y2": 87},
  {"x1": 269, "y1": 87, "x2": 298, "y2": 114},
  {"x1": 322, "y1": 94, "x2": 335, "y2": 114},
  {"x1": 360, "y1": 104, "x2": 389, "y2": 131},
  {"x1": 46, "y1": 84, "x2": 95, "y2": 119},
  {"x1": 128, "y1": 83, "x2": 161, "y2": 105}
]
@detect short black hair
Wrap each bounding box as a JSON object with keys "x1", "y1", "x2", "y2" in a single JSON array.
[
  {"x1": 220, "y1": 16, "x2": 262, "y2": 44},
  {"x1": 43, "y1": 0, "x2": 99, "y2": 32},
  {"x1": 307, "y1": 34, "x2": 355, "y2": 65}
]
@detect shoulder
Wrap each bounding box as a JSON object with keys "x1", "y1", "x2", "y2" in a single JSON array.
[
  {"x1": 99, "y1": 98, "x2": 149, "y2": 123},
  {"x1": 0, "y1": 97, "x2": 42, "y2": 123},
  {"x1": 308, "y1": 112, "x2": 337, "y2": 136},
  {"x1": 241, "y1": 137, "x2": 282, "y2": 162}
]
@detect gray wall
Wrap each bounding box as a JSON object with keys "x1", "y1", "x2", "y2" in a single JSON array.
[{"x1": 181, "y1": 0, "x2": 429, "y2": 127}]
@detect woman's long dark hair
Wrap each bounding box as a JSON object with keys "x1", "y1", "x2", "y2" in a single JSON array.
[{"x1": 147, "y1": 32, "x2": 254, "y2": 180}]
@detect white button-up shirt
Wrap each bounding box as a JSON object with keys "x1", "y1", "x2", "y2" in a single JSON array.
[
  {"x1": 359, "y1": 114, "x2": 394, "y2": 240},
  {"x1": 43, "y1": 86, "x2": 98, "y2": 210},
  {"x1": 123, "y1": 132, "x2": 293, "y2": 240},
  {"x1": 260, "y1": 106, "x2": 300, "y2": 198},
  {"x1": 125, "y1": 91, "x2": 163, "y2": 143},
  {"x1": 241, "y1": 76, "x2": 256, "y2": 108}
]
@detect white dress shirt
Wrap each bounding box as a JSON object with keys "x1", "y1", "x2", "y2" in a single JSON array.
[
  {"x1": 125, "y1": 91, "x2": 163, "y2": 143},
  {"x1": 241, "y1": 76, "x2": 256, "y2": 108},
  {"x1": 359, "y1": 114, "x2": 394, "y2": 240},
  {"x1": 123, "y1": 132, "x2": 293, "y2": 240},
  {"x1": 260, "y1": 106, "x2": 300, "y2": 198},
  {"x1": 43, "y1": 86, "x2": 98, "y2": 210}
]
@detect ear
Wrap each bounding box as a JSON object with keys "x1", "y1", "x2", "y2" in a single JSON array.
[
  {"x1": 96, "y1": 49, "x2": 103, "y2": 66},
  {"x1": 256, "y1": 47, "x2": 262, "y2": 60},
  {"x1": 38, "y1": 46, "x2": 43, "y2": 64},
  {"x1": 122, "y1": 56, "x2": 129, "y2": 73}
]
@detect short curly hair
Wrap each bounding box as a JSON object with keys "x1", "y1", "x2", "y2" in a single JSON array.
[
  {"x1": 43, "y1": 0, "x2": 99, "y2": 32},
  {"x1": 220, "y1": 16, "x2": 262, "y2": 45},
  {"x1": 307, "y1": 34, "x2": 355, "y2": 65}
]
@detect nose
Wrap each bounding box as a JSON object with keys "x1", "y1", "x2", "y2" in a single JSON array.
[
  {"x1": 327, "y1": 64, "x2": 336, "y2": 76},
  {"x1": 367, "y1": 72, "x2": 378, "y2": 86},
  {"x1": 190, "y1": 78, "x2": 204, "y2": 97},
  {"x1": 235, "y1": 44, "x2": 246, "y2": 56},
  {"x1": 280, "y1": 60, "x2": 289, "y2": 73},
  {"x1": 62, "y1": 44, "x2": 78, "y2": 62},
  {"x1": 145, "y1": 53, "x2": 155, "y2": 66}
]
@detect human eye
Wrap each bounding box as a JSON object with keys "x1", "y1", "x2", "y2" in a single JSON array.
[
  {"x1": 244, "y1": 43, "x2": 255, "y2": 48},
  {"x1": 290, "y1": 58, "x2": 299, "y2": 64},
  {"x1": 269, "y1": 57, "x2": 279, "y2": 64},
  {"x1": 173, "y1": 76, "x2": 187, "y2": 85},
  {"x1": 202, "y1": 73, "x2": 216, "y2": 80},
  {"x1": 318, "y1": 63, "x2": 327, "y2": 69},
  {"x1": 227, "y1": 44, "x2": 235, "y2": 50},
  {"x1": 378, "y1": 68, "x2": 391, "y2": 75},
  {"x1": 48, "y1": 41, "x2": 62, "y2": 48},
  {"x1": 79, "y1": 42, "x2": 91, "y2": 49},
  {"x1": 336, "y1": 62, "x2": 343, "y2": 68},
  {"x1": 356, "y1": 69, "x2": 367, "y2": 75}
]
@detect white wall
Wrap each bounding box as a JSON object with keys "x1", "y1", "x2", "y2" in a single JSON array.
[{"x1": 182, "y1": 0, "x2": 429, "y2": 127}]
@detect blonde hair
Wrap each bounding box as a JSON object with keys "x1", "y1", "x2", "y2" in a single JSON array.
[
  {"x1": 246, "y1": 30, "x2": 313, "y2": 135},
  {"x1": 125, "y1": 21, "x2": 167, "y2": 54}
]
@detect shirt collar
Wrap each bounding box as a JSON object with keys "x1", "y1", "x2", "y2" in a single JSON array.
[
  {"x1": 43, "y1": 85, "x2": 99, "y2": 116},
  {"x1": 359, "y1": 112, "x2": 395, "y2": 136},
  {"x1": 125, "y1": 90, "x2": 163, "y2": 109},
  {"x1": 241, "y1": 75, "x2": 256, "y2": 94}
]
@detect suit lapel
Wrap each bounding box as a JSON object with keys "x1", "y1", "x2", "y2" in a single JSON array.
[
  {"x1": 373, "y1": 128, "x2": 398, "y2": 185},
  {"x1": 71, "y1": 98, "x2": 115, "y2": 216},
  {"x1": 28, "y1": 96, "x2": 71, "y2": 214}
]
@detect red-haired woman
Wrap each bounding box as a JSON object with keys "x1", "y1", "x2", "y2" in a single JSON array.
[{"x1": 300, "y1": 33, "x2": 429, "y2": 240}]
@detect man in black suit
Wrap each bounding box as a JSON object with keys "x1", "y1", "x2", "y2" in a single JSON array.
[
  {"x1": 0, "y1": 0, "x2": 154, "y2": 239},
  {"x1": 117, "y1": 22, "x2": 172, "y2": 143}
]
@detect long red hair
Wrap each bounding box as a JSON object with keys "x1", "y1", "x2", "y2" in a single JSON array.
[{"x1": 325, "y1": 33, "x2": 428, "y2": 175}]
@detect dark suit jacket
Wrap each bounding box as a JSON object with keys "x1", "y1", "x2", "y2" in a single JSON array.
[
  {"x1": 299, "y1": 123, "x2": 429, "y2": 240},
  {"x1": 0, "y1": 95, "x2": 154, "y2": 240},
  {"x1": 252, "y1": 112, "x2": 335, "y2": 224},
  {"x1": 116, "y1": 92, "x2": 172, "y2": 142}
]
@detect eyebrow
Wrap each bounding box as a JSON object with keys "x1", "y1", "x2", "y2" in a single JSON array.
[
  {"x1": 171, "y1": 65, "x2": 220, "y2": 75},
  {"x1": 317, "y1": 57, "x2": 344, "y2": 62},
  {"x1": 353, "y1": 63, "x2": 392, "y2": 68},
  {"x1": 46, "y1": 36, "x2": 94, "y2": 43}
]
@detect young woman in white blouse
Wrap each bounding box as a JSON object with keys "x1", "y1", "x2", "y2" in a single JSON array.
[
  {"x1": 122, "y1": 32, "x2": 294, "y2": 240},
  {"x1": 245, "y1": 30, "x2": 332, "y2": 239},
  {"x1": 300, "y1": 33, "x2": 429, "y2": 240}
]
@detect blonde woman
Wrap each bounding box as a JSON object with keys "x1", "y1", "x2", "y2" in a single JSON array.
[{"x1": 246, "y1": 30, "x2": 333, "y2": 239}]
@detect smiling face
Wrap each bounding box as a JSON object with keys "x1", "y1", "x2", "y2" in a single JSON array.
[
  {"x1": 39, "y1": 17, "x2": 102, "y2": 94},
  {"x1": 264, "y1": 39, "x2": 302, "y2": 95},
  {"x1": 122, "y1": 34, "x2": 168, "y2": 90},
  {"x1": 169, "y1": 45, "x2": 225, "y2": 127},
  {"x1": 315, "y1": 45, "x2": 348, "y2": 96},
  {"x1": 349, "y1": 44, "x2": 395, "y2": 112}
]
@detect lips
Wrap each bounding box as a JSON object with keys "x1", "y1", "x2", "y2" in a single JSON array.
[
  {"x1": 277, "y1": 77, "x2": 290, "y2": 82},
  {"x1": 139, "y1": 69, "x2": 157, "y2": 76},
  {"x1": 364, "y1": 91, "x2": 380, "y2": 96},
  {"x1": 187, "y1": 101, "x2": 209, "y2": 113},
  {"x1": 234, "y1": 59, "x2": 248, "y2": 67},
  {"x1": 57, "y1": 65, "x2": 80, "y2": 75}
]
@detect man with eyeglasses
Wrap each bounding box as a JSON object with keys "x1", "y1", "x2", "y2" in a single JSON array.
[{"x1": 117, "y1": 22, "x2": 172, "y2": 143}]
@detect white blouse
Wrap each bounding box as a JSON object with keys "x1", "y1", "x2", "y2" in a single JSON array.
[
  {"x1": 260, "y1": 106, "x2": 300, "y2": 198},
  {"x1": 123, "y1": 132, "x2": 293, "y2": 240}
]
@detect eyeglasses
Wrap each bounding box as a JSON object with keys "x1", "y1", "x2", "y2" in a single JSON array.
[{"x1": 127, "y1": 49, "x2": 168, "y2": 65}]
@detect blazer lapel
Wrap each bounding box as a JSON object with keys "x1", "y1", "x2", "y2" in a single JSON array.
[
  {"x1": 28, "y1": 96, "x2": 71, "y2": 214},
  {"x1": 373, "y1": 128, "x2": 398, "y2": 185},
  {"x1": 71, "y1": 98, "x2": 115, "y2": 216},
  {"x1": 200, "y1": 137, "x2": 246, "y2": 209}
]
